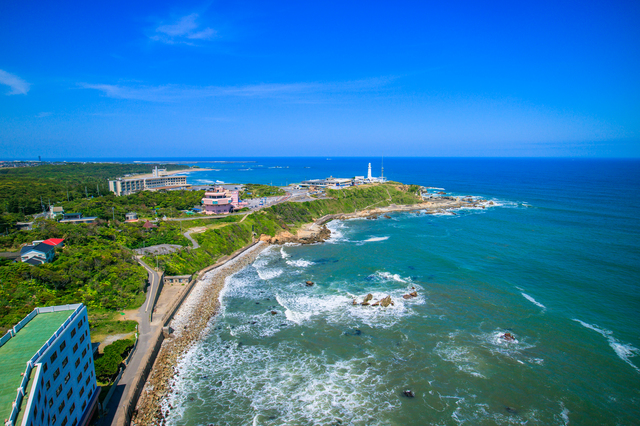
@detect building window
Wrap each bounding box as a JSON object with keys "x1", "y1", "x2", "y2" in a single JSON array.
[
  {"x1": 81, "y1": 401, "x2": 86, "y2": 411},
  {"x1": 84, "y1": 362, "x2": 88, "y2": 372},
  {"x1": 70, "y1": 328, "x2": 76, "y2": 338},
  {"x1": 72, "y1": 343, "x2": 78, "y2": 352},
  {"x1": 67, "y1": 388, "x2": 73, "y2": 398},
  {"x1": 75, "y1": 358, "x2": 80, "y2": 368},
  {"x1": 61, "y1": 416, "x2": 68, "y2": 426},
  {"x1": 56, "y1": 384, "x2": 62, "y2": 397},
  {"x1": 58, "y1": 400, "x2": 65, "y2": 413},
  {"x1": 62, "y1": 357, "x2": 68, "y2": 368},
  {"x1": 85, "y1": 375, "x2": 90, "y2": 385},
  {"x1": 50, "y1": 351, "x2": 58, "y2": 363},
  {"x1": 78, "y1": 319, "x2": 83, "y2": 327},
  {"x1": 46, "y1": 381, "x2": 51, "y2": 390},
  {"x1": 79, "y1": 386, "x2": 84, "y2": 397},
  {"x1": 69, "y1": 402, "x2": 76, "y2": 414},
  {"x1": 43, "y1": 362, "x2": 48, "y2": 372},
  {"x1": 64, "y1": 372, "x2": 71, "y2": 384},
  {"x1": 72, "y1": 418, "x2": 77, "y2": 426},
  {"x1": 53, "y1": 368, "x2": 60, "y2": 380},
  {"x1": 52, "y1": 415, "x2": 56, "y2": 424},
  {"x1": 79, "y1": 334, "x2": 85, "y2": 344},
  {"x1": 77, "y1": 372, "x2": 82, "y2": 383},
  {"x1": 59, "y1": 341, "x2": 66, "y2": 351},
  {"x1": 81, "y1": 347, "x2": 87, "y2": 358}
]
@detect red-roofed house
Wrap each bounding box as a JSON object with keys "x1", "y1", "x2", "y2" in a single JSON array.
[
  {"x1": 42, "y1": 238, "x2": 65, "y2": 247},
  {"x1": 143, "y1": 220, "x2": 157, "y2": 229}
]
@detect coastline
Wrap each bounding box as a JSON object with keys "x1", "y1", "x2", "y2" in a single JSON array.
[
  {"x1": 132, "y1": 168, "x2": 213, "y2": 179},
  {"x1": 132, "y1": 241, "x2": 268, "y2": 425},
  {"x1": 131, "y1": 196, "x2": 481, "y2": 425}
]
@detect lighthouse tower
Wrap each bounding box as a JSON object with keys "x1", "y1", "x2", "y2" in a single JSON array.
[{"x1": 367, "y1": 163, "x2": 372, "y2": 180}]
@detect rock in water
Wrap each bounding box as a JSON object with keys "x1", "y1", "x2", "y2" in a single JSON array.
[
  {"x1": 380, "y1": 295, "x2": 392, "y2": 307},
  {"x1": 352, "y1": 299, "x2": 358, "y2": 305},
  {"x1": 270, "y1": 311, "x2": 278, "y2": 315},
  {"x1": 403, "y1": 390, "x2": 415, "y2": 398},
  {"x1": 402, "y1": 294, "x2": 412, "y2": 299},
  {"x1": 409, "y1": 291, "x2": 418, "y2": 297},
  {"x1": 305, "y1": 281, "x2": 314, "y2": 286},
  {"x1": 363, "y1": 294, "x2": 373, "y2": 303}
]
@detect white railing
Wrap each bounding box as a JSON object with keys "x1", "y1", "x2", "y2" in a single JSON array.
[{"x1": 6, "y1": 304, "x2": 84, "y2": 426}]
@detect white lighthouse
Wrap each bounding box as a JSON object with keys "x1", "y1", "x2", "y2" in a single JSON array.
[{"x1": 367, "y1": 163, "x2": 372, "y2": 180}]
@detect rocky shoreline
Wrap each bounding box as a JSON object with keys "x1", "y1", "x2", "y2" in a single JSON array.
[
  {"x1": 131, "y1": 196, "x2": 481, "y2": 425},
  {"x1": 132, "y1": 242, "x2": 267, "y2": 426},
  {"x1": 261, "y1": 197, "x2": 478, "y2": 245}
]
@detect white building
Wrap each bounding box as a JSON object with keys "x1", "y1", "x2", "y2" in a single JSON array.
[
  {"x1": 0, "y1": 304, "x2": 98, "y2": 426},
  {"x1": 108, "y1": 167, "x2": 189, "y2": 196}
]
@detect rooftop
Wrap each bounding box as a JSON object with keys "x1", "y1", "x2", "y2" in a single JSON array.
[{"x1": 0, "y1": 310, "x2": 74, "y2": 422}]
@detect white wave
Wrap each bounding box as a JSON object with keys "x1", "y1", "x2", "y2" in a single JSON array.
[
  {"x1": 286, "y1": 259, "x2": 314, "y2": 268},
  {"x1": 280, "y1": 247, "x2": 289, "y2": 258},
  {"x1": 521, "y1": 293, "x2": 546, "y2": 311},
  {"x1": 573, "y1": 319, "x2": 640, "y2": 373},
  {"x1": 256, "y1": 268, "x2": 283, "y2": 280},
  {"x1": 560, "y1": 402, "x2": 570, "y2": 425},
  {"x1": 434, "y1": 341, "x2": 485, "y2": 378},
  {"x1": 362, "y1": 236, "x2": 389, "y2": 243},
  {"x1": 374, "y1": 271, "x2": 409, "y2": 283},
  {"x1": 162, "y1": 341, "x2": 400, "y2": 425},
  {"x1": 325, "y1": 220, "x2": 349, "y2": 243}
]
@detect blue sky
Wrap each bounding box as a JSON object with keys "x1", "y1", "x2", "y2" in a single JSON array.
[{"x1": 0, "y1": 0, "x2": 638, "y2": 158}]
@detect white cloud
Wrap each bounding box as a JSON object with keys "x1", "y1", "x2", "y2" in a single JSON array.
[
  {"x1": 0, "y1": 69, "x2": 30, "y2": 95},
  {"x1": 152, "y1": 13, "x2": 216, "y2": 44},
  {"x1": 78, "y1": 78, "x2": 392, "y2": 102}
]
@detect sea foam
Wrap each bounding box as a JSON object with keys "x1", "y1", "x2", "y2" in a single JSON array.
[
  {"x1": 521, "y1": 292, "x2": 547, "y2": 311},
  {"x1": 573, "y1": 319, "x2": 640, "y2": 373}
]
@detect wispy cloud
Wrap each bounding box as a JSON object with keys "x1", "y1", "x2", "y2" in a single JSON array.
[
  {"x1": 0, "y1": 69, "x2": 30, "y2": 95},
  {"x1": 150, "y1": 13, "x2": 216, "y2": 45},
  {"x1": 78, "y1": 77, "x2": 394, "y2": 102}
]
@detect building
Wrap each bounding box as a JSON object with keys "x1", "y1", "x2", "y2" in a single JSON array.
[
  {"x1": 0, "y1": 304, "x2": 99, "y2": 426},
  {"x1": 49, "y1": 206, "x2": 64, "y2": 219},
  {"x1": 59, "y1": 214, "x2": 97, "y2": 225},
  {"x1": 163, "y1": 275, "x2": 191, "y2": 285},
  {"x1": 125, "y1": 212, "x2": 138, "y2": 222},
  {"x1": 20, "y1": 243, "x2": 56, "y2": 265},
  {"x1": 108, "y1": 167, "x2": 190, "y2": 196},
  {"x1": 201, "y1": 187, "x2": 247, "y2": 215}
]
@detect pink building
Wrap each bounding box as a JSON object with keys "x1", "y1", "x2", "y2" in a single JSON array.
[{"x1": 202, "y1": 187, "x2": 248, "y2": 214}]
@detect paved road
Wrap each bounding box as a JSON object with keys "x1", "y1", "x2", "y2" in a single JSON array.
[
  {"x1": 99, "y1": 258, "x2": 162, "y2": 426},
  {"x1": 183, "y1": 230, "x2": 200, "y2": 249}
]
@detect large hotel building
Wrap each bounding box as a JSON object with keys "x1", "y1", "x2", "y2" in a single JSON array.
[
  {"x1": 1, "y1": 304, "x2": 98, "y2": 426},
  {"x1": 108, "y1": 167, "x2": 189, "y2": 196}
]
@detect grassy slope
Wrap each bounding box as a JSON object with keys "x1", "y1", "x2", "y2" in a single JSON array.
[{"x1": 146, "y1": 183, "x2": 421, "y2": 275}]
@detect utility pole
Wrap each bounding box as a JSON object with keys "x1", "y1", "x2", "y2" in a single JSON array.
[
  {"x1": 96, "y1": 184, "x2": 100, "y2": 196},
  {"x1": 85, "y1": 186, "x2": 88, "y2": 198},
  {"x1": 112, "y1": 207, "x2": 115, "y2": 222}
]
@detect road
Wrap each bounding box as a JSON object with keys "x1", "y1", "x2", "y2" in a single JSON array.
[{"x1": 98, "y1": 258, "x2": 162, "y2": 426}]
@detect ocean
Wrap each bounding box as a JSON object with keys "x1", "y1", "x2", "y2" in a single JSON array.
[{"x1": 151, "y1": 158, "x2": 639, "y2": 425}]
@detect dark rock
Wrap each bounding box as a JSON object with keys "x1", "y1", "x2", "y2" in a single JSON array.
[
  {"x1": 380, "y1": 295, "x2": 393, "y2": 307},
  {"x1": 383, "y1": 214, "x2": 391, "y2": 219},
  {"x1": 305, "y1": 281, "x2": 314, "y2": 286},
  {"x1": 502, "y1": 332, "x2": 515, "y2": 341},
  {"x1": 505, "y1": 406, "x2": 517, "y2": 414},
  {"x1": 402, "y1": 294, "x2": 412, "y2": 299},
  {"x1": 409, "y1": 291, "x2": 418, "y2": 297},
  {"x1": 403, "y1": 390, "x2": 415, "y2": 398},
  {"x1": 352, "y1": 299, "x2": 358, "y2": 305},
  {"x1": 363, "y1": 294, "x2": 373, "y2": 303},
  {"x1": 270, "y1": 311, "x2": 278, "y2": 315}
]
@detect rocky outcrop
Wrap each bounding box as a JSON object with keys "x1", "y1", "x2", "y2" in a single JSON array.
[
  {"x1": 379, "y1": 295, "x2": 393, "y2": 307},
  {"x1": 260, "y1": 224, "x2": 331, "y2": 245}
]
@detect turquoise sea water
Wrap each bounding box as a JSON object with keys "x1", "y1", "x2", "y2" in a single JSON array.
[{"x1": 155, "y1": 158, "x2": 639, "y2": 425}]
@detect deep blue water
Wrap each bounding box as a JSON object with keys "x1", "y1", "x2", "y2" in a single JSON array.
[{"x1": 153, "y1": 158, "x2": 640, "y2": 424}]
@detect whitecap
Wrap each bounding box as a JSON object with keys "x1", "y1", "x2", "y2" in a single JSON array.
[
  {"x1": 362, "y1": 236, "x2": 389, "y2": 243},
  {"x1": 286, "y1": 259, "x2": 314, "y2": 268},
  {"x1": 573, "y1": 319, "x2": 640, "y2": 373},
  {"x1": 280, "y1": 247, "x2": 289, "y2": 258},
  {"x1": 374, "y1": 271, "x2": 409, "y2": 283},
  {"x1": 521, "y1": 292, "x2": 546, "y2": 311}
]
